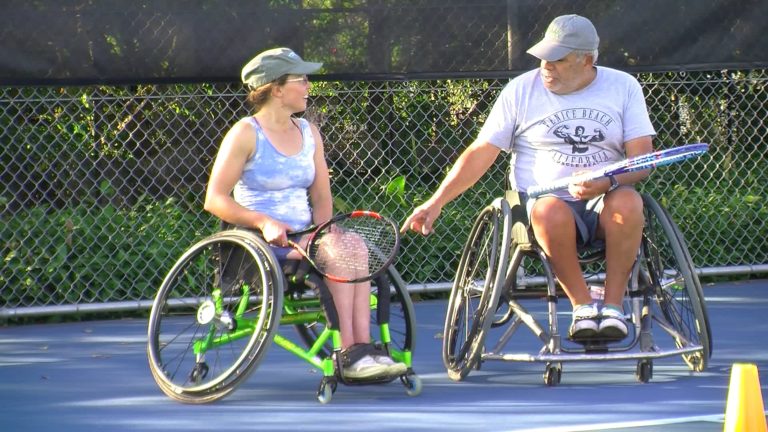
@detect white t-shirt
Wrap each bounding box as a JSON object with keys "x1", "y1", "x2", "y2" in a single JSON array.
[{"x1": 477, "y1": 66, "x2": 656, "y2": 200}]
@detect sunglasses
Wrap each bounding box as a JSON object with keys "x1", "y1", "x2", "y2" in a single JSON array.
[{"x1": 285, "y1": 76, "x2": 309, "y2": 85}]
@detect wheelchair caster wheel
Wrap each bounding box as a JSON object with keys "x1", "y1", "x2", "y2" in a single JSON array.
[
  {"x1": 317, "y1": 378, "x2": 337, "y2": 404},
  {"x1": 401, "y1": 373, "x2": 422, "y2": 397},
  {"x1": 543, "y1": 364, "x2": 561, "y2": 386},
  {"x1": 636, "y1": 360, "x2": 653, "y2": 383},
  {"x1": 188, "y1": 362, "x2": 209, "y2": 384}
]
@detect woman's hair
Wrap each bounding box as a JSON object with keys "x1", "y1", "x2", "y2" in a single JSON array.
[{"x1": 245, "y1": 75, "x2": 290, "y2": 112}]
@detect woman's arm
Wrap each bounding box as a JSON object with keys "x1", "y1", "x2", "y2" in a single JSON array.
[
  {"x1": 306, "y1": 122, "x2": 333, "y2": 225},
  {"x1": 204, "y1": 120, "x2": 276, "y2": 232}
]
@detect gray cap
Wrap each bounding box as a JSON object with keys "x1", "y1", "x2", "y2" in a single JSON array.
[
  {"x1": 241, "y1": 47, "x2": 323, "y2": 89},
  {"x1": 526, "y1": 15, "x2": 599, "y2": 61}
]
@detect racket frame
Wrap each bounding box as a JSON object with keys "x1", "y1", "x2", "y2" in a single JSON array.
[
  {"x1": 287, "y1": 211, "x2": 400, "y2": 283},
  {"x1": 526, "y1": 143, "x2": 709, "y2": 197}
]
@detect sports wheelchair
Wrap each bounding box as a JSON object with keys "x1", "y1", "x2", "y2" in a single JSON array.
[
  {"x1": 146, "y1": 228, "x2": 421, "y2": 404},
  {"x1": 443, "y1": 191, "x2": 712, "y2": 385}
]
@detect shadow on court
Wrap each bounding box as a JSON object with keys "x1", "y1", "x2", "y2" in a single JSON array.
[{"x1": 1, "y1": 279, "x2": 767, "y2": 432}]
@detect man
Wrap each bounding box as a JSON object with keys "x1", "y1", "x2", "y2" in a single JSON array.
[{"x1": 401, "y1": 14, "x2": 656, "y2": 341}]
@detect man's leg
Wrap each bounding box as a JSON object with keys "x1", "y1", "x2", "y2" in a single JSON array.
[
  {"x1": 530, "y1": 197, "x2": 590, "y2": 305},
  {"x1": 597, "y1": 187, "x2": 645, "y2": 338},
  {"x1": 599, "y1": 188, "x2": 644, "y2": 307},
  {"x1": 530, "y1": 197, "x2": 598, "y2": 339}
]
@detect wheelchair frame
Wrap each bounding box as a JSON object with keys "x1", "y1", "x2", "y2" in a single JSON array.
[
  {"x1": 442, "y1": 191, "x2": 712, "y2": 385},
  {"x1": 146, "y1": 229, "x2": 421, "y2": 404}
]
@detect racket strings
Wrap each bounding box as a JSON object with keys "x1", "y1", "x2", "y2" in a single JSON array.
[{"x1": 309, "y1": 217, "x2": 397, "y2": 280}]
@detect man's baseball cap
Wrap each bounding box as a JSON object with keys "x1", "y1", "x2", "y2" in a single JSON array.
[
  {"x1": 241, "y1": 47, "x2": 322, "y2": 89},
  {"x1": 526, "y1": 14, "x2": 599, "y2": 61}
]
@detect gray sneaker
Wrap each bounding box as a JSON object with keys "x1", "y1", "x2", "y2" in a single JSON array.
[
  {"x1": 343, "y1": 354, "x2": 390, "y2": 379},
  {"x1": 569, "y1": 303, "x2": 600, "y2": 340},
  {"x1": 598, "y1": 306, "x2": 628, "y2": 340},
  {"x1": 373, "y1": 355, "x2": 408, "y2": 376}
]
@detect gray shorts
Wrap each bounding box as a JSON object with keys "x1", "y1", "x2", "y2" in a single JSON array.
[
  {"x1": 525, "y1": 194, "x2": 607, "y2": 250},
  {"x1": 270, "y1": 246, "x2": 293, "y2": 263}
]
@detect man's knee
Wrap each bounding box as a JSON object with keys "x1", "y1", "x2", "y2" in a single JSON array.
[
  {"x1": 603, "y1": 189, "x2": 644, "y2": 228},
  {"x1": 531, "y1": 198, "x2": 576, "y2": 237}
]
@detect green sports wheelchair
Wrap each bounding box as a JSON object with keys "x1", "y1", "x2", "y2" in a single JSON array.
[
  {"x1": 146, "y1": 228, "x2": 421, "y2": 404},
  {"x1": 443, "y1": 190, "x2": 712, "y2": 385}
]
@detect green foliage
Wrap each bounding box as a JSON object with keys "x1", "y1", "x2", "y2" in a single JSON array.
[
  {"x1": 1, "y1": 197, "x2": 217, "y2": 308},
  {"x1": 654, "y1": 186, "x2": 767, "y2": 267}
]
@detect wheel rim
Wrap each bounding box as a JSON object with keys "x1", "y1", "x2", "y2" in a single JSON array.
[
  {"x1": 642, "y1": 196, "x2": 710, "y2": 369},
  {"x1": 147, "y1": 233, "x2": 282, "y2": 399},
  {"x1": 443, "y1": 206, "x2": 501, "y2": 375}
]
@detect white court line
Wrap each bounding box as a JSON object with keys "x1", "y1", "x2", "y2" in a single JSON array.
[{"x1": 509, "y1": 413, "x2": 737, "y2": 432}]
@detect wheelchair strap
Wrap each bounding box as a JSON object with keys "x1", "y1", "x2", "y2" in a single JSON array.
[
  {"x1": 340, "y1": 342, "x2": 391, "y2": 366},
  {"x1": 373, "y1": 273, "x2": 391, "y2": 325},
  {"x1": 301, "y1": 271, "x2": 340, "y2": 331}
]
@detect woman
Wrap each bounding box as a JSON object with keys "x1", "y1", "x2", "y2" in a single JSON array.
[{"x1": 204, "y1": 47, "x2": 405, "y2": 380}]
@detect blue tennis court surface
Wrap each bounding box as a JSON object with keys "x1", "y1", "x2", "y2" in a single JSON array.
[{"x1": 1, "y1": 279, "x2": 767, "y2": 431}]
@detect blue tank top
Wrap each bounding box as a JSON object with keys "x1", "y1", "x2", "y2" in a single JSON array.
[{"x1": 233, "y1": 117, "x2": 316, "y2": 231}]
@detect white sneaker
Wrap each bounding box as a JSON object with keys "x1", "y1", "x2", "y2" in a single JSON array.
[
  {"x1": 343, "y1": 355, "x2": 389, "y2": 379},
  {"x1": 373, "y1": 355, "x2": 408, "y2": 376},
  {"x1": 598, "y1": 306, "x2": 628, "y2": 340},
  {"x1": 569, "y1": 303, "x2": 599, "y2": 340}
]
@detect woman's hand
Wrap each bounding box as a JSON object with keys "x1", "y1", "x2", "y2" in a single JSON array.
[{"x1": 259, "y1": 217, "x2": 293, "y2": 247}]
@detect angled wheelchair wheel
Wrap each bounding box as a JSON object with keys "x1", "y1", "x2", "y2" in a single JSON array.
[
  {"x1": 442, "y1": 201, "x2": 509, "y2": 381},
  {"x1": 293, "y1": 264, "x2": 416, "y2": 360},
  {"x1": 147, "y1": 230, "x2": 284, "y2": 403},
  {"x1": 376, "y1": 266, "x2": 417, "y2": 359},
  {"x1": 641, "y1": 194, "x2": 711, "y2": 371}
]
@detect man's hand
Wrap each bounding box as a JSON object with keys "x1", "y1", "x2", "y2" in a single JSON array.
[
  {"x1": 401, "y1": 202, "x2": 442, "y2": 236},
  {"x1": 567, "y1": 171, "x2": 611, "y2": 200}
]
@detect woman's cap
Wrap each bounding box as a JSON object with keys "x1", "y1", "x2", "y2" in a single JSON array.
[
  {"x1": 241, "y1": 47, "x2": 322, "y2": 89},
  {"x1": 526, "y1": 14, "x2": 599, "y2": 61}
]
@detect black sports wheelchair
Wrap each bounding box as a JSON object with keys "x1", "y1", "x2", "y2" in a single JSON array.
[{"x1": 442, "y1": 189, "x2": 712, "y2": 385}]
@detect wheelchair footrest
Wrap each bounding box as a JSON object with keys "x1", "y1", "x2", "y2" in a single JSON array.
[
  {"x1": 568, "y1": 335, "x2": 628, "y2": 350},
  {"x1": 340, "y1": 372, "x2": 404, "y2": 386}
]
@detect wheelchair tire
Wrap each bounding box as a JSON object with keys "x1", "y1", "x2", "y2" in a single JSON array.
[
  {"x1": 641, "y1": 194, "x2": 712, "y2": 371},
  {"x1": 443, "y1": 202, "x2": 509, "y2": 381},
  {"x1": 293, "y1": 264, "x2": 417, "y2": 360},
  {"x1": 147, "y1": 230, "x2": 284, "y2": 403}
]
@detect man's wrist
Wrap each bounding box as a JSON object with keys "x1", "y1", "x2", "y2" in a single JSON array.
[{"x1": 607, "y1": 175, "x2": 620, "y2": 192}]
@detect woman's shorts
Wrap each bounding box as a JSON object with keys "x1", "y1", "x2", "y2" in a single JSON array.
[{"x1": 269, "y1": 246, "x2": 293, "y2": 264}]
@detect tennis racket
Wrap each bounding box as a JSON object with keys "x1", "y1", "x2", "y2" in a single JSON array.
[
  {"x1": 527, "y1": 143, "x2": 709, "y2": 197},
  {"x1": 287, "y1": 210, "x2": 400, "y2": 283}
]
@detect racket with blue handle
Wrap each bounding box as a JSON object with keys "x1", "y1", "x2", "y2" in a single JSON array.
[
  {"x1": 287, "y1": 211, "x2": 400, "y2": 283},
  {"x1": 526, "y1": 143, "x2": 709, "y2": 198}
]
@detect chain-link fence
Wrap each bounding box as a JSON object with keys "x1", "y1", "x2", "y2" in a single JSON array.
[{"x1": 2, "y1": 69, "x2": 767, "y2": 317}]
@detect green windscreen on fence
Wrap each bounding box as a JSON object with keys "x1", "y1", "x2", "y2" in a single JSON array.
[{"x1": 1, "y1": 0, "x2": 767, "y2": 85}]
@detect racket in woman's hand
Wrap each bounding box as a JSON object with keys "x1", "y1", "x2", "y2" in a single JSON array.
[{"x1": 287, "y1": 211, "x2": 400, "y2": 283}]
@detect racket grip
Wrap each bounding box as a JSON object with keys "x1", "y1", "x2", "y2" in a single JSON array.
[
  {"x1": 526, "y1": 185, "x2": 549, "y2": 197},
  {"x1": 527, "y1": 170, "x2": 604, "y2": 197},
  {"x1": 526, "y1": 181, "x2": 569, "y2": 197}
]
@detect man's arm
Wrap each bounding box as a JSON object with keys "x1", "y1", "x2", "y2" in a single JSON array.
[
  {"x1": 401, "y1": 140, "x2": 501, "y2": 235},
  {"x1": 568, "y1": 135, "x2": 654, "y2": 199},
  {"x1": 613, "y1": 135, "x2": 655, "y2": 186}
]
